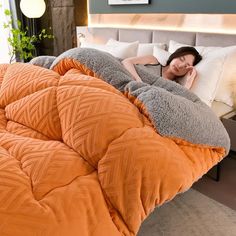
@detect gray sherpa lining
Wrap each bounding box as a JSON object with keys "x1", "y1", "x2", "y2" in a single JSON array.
[
  {"x1": 51, "y1": 48, "x2": 133, "y2": 91},
  {"x1": 125, "y1": 81, "x2": 229, "y2": 149},
  {"x1": 29, "y1": 56, "x2": 56, "y2": 69},
  {"x1": 50, "y1": 48, "x2": 230, "y2": 154}
]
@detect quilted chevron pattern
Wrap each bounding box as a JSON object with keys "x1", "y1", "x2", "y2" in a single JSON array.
[
  {"x1": 6, "y1": 87, "x2": 61, "y2": 140},
  {"x1": 0, "y1": 61, "x2": 225, "y2": 236}
]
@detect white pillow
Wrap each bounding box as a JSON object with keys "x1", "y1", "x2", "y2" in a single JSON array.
[
  {"x1": 106, "y1": 38, "x2": 139, "y2": 58},
  {"x1": 80, "y1": 41, "x2": 137, "y2": 59},
  {"x1": 168, "y1": 40, "x2": 236, "y2": 107},
  {"x1": 168, "y1": 40, "x2": 220, "y2": 55},
  {"x1": 191, "y1": 52, "x2": 225, "y2": 106},
  {"x1": 137, "y1": 43, "x2": 166, "y2": 56},
  {"x1": 153, "y1": 46, "x2": 170, "y2": 66}
]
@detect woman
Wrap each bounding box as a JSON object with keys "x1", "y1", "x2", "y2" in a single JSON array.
[{"x1": 122, "y1": 47, "x2": 202, "y2": 89}]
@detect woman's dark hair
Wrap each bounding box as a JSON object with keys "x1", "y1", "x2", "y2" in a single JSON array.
[{"x1": 166, "y1": 46, "x2": 202, "y2": 66}]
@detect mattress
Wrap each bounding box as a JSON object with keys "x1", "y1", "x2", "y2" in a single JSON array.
[{"x1": 211, "y1": 101, "x2": 234, "y2": 118}]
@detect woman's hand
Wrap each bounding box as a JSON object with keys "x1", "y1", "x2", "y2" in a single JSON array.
[{"x1": 184, "y1": 66, "x2": 197, "y2": 89}]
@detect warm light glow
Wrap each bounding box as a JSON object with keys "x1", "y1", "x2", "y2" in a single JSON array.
[
  {"x1": 88, "y1": 23, "x2": 236, "y2": 35},
  {"x1": 88, "y1": 14, "x2": 236, "y2": 35},
  {"x1": 20, "y1": 0, "x2": 46, "y2": 18}
]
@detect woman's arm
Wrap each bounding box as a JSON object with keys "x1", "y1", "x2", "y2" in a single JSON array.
[{"x1": 122, "y1": 55, "x2": 158, "y2": 82}]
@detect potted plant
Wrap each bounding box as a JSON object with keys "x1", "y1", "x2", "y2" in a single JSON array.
[{"x1": 3, "y1": 9, "x2": 53, "y2": 63}]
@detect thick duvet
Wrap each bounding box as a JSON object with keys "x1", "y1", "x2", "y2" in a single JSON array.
[{"x1": 0, "y1": 48, "x2": 230, "y2": 236}]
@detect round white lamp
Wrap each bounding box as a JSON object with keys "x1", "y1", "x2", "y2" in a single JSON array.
[{"x1": 20, "y1": 0, "x2": 46, "y2": 18}]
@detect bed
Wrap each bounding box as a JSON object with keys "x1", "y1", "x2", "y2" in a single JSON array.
[
  {"x1": 76, "y1": 26, "x2": 236, "y2": 117},
  {"x1": 0, "y1": 27, "x2": 233, "y2": 236}
]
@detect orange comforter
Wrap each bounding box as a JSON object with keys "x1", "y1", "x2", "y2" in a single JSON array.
[{"x1": 0, "y1": 59, "x2": 228, "y2": 235}]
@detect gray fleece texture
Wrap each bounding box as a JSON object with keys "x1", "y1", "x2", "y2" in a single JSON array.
[
  {"x1": 50, "y1": 48, "x2": 230, "y2": 154},
  {"x1": 29, "y1": 56, "x2": 56, "y2": 69}
]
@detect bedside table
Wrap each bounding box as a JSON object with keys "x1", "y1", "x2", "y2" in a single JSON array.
[
  {"x1": 207, "y1": 110, "x2": 236, "y2": 182},
  {"x1": 221, "y1": 110, "x2": 236, "y2": 152}
]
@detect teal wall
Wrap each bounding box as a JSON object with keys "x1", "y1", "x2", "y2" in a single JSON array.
[{"x1": 89, "y1": 0, "x2": 236, "y2": 14}]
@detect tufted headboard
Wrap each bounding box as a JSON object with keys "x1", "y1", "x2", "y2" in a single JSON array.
[{"x1": 76, "y1": 26, "x2": 236, "y2": 48}]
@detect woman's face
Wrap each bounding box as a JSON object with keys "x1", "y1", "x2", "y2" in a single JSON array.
[{"x1": 169, "y1": 54, "x2": 195, "y2": 77}]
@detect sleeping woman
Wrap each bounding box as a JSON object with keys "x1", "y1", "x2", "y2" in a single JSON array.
[{"x1": 122, "y1": 46, "x2": 202, "y2": 89}]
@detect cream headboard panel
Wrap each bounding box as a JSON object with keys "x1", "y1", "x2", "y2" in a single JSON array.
[
  {"x1": 196, "y1": 32, "x2": 236, "y2": 47},
  {"x1": 118, "y1": 29, "x2": 152, "y2": 43},
  {"x1": 152, "y1": 30, "x2": 196, "y2": 45},
  {"x1": 77, "y1": 26, "x2": 236, "y2": 48}
]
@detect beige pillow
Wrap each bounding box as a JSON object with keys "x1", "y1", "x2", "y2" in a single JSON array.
[{"x1": 214, "y1": 50, "x2": 236, "y2": 107}]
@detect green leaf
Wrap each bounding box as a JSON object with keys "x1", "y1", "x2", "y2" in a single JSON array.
[
  {"x1": 17, "y1": 20, "x2": 22, "y2": 28},
  {"x1": 3, "y1": 9, "x2": 54, "y2": 61},
  {"x1": 3, "y1": 23, "x2": 9, "y2": 28},
  {"x1": 4, "y1": 9, "x2": 11, "y2": 16}
]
